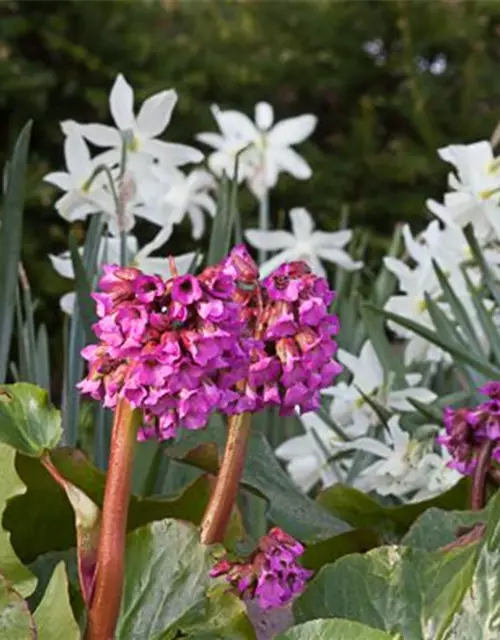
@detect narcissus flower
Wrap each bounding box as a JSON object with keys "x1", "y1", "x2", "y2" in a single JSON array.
[{"x1": 210, "y1": 527, "x2": 312, "y2": 610}]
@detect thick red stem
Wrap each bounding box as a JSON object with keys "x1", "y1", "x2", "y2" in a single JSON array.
[
  {"x1": 85, "y1": 399, "x2": 139, "y2": 640},
  {"x1": 200, "y1": 413, "x2": 251, "y2": 545}
]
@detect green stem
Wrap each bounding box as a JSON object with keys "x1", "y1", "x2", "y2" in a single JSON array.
[
  {"x1": 200, "y1": 413, "x2": 251, "y2": 545},
  {"x1": 85, "y1": 399, "x2": 140, "y2": 640},
  {"x1": 258, "y1": 189, "x2": 269, "y2": 265}
]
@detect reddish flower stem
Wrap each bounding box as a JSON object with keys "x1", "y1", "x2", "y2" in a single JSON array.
[
  {"x1": 439, "y1": 523, "x2": 485, "y2": 553},
  {"x1": 85, "y1": 399, "x2": 140, "y2": 640},
  {"x1": 471, "y1": 440, "x2": 495, "y2": 511},
  {"x1": 200, "y1": 412, "x2": 251, "y2": 545}
]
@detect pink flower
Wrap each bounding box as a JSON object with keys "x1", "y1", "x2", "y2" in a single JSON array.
[{"x1": 210, "y1": 527, "x2": 312, "y2": 610}]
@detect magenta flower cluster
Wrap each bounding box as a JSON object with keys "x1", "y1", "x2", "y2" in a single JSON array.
[
  {"x1": 438, "y1": 381, "x2": 500, "y2": 474},
  {"x1": 210, "y1": 527, "x2": 313, "y2": 610},
  {"x1": 78, "y1": 245, "x2": 341, "y2": 440}
]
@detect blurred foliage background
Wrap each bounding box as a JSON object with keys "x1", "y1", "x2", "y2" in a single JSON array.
[{"x1": 1, "y1": 0, "x2": 500, "y2": 343}]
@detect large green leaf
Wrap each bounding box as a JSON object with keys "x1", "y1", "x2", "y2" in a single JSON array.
[
  {"x1": 294, "y1": 492, "x2": 500, "y2": 639},
  {"x1": 0, "y1": 574, "x2": 35, "y2": 640},
  {"x1": 0, "y1": 384, "x2": 61, "y2": 457},
  {"x1": 116, "y1": 519, "x2": 254, "y2": 639},
  {"x1": 0, "y1": 121, "x2": 32, "y2": 384},
  {"x1": 277, "y1": 619, "x2": 396, "y2": 640},
  {"x1": 0, "y1": 444, "x2": 36, "y2": 597},
  {"x1": 402, "y1": 507, "x2": 486, "y2": 551},
  {"x1": 32, "y1": 562, "x2": 79, "y2": 640},
  {"x1": 4, "y1": 448, "x2": 221, "y2": 563},
  {"x1": 316, "y1": 482, "x2": 468, "y2": 542},
  {"x1": 165, "y1": 418, "x2": 349, "y2": 541}
]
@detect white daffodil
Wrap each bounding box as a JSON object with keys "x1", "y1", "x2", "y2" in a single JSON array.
[
  {"x1": 411, "y1": 443, "x2": 462, "y2": 502},
  {"x1": 43, "y1": 132, "x2": 112, "y2": 222},
  {"x1": 426, "y1": 140, "x2": 500, "y2": 243},
  {"x1": 50, "y1": 232, "x2": 195, "y2": 314},
  {"x1": 63, "y1": 74, "x2": 202, "y2": 171},
  {"x1": 140, "y1": 167, "x2": 217, "y2": 239},
  {"x1": 275, "y1": 412, "x2": 344, "y2": 493},
  {"x1": 337, "y1": 416, "x2": 436, "y2": 498},
  {"x1": 245, "y1": 207, "x2": 362, "y2": 277},
  {"x1": 197, "y1": 102, "x2": 316, "y2": 197},
  {"x1": 323, "y1": 341, "x2": 436, "y2": 436}
]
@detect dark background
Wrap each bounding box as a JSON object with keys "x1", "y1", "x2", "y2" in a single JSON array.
[{"x1": 1, "y1": 0, "x2": 499, "y2": 338}]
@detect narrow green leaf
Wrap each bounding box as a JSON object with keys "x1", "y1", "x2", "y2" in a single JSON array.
[
  {"x1": 0, "y1": 121, "x2": 32, "y2": 384},
  {"x1": 461, "y1": 266, "x2": 500, "y2": 365},
  {"x1": 366, "y1": 303, "x2": 500, "y2": 380},
  {"x1": 206, "y1": 173, "x2": 230, "y2": 266},
  {"x1": 432, "y1": 260, "x2": 483, "y2": 353},
  {"x1": 68, "y1": 234, "x2": 97, "y2": 343},
  {"x1": 464, "y1": 225, "x2": 500, "y2": 308},
  {"x1": 35, "y1": 325, "x2": 51, "y2": 396}
]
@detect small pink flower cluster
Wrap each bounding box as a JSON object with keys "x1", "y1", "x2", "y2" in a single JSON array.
[
  {"x1": 210, "y1": 527, "x2": 312, "y2": 610},
  {"x1": 78, "y1": 245, "x2": 341, "y2": 439},
  {"x1": 439, "y1": 381, "x2": 500, "y2": 474}
]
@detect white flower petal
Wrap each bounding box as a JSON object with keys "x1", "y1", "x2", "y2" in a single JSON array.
[
  {"x1": 286, "y1": 456, "x2": 321, "y2": 493},
  {"x1": 64, "y1": 133, "x2": 92, "y2": 178},
  {"x1": 315, "y1": 246, "x2": 362, "y2": 271},
  {"x1": 245, "y1": 229, "x2": 294, "y2": 251},
  {"x1": 193, "y1": 192, "x2": 216, "y2": 217},
  {"x1": 109, "y1": 73, "x2": 135, "y2": 131},
  {"x1": 138, "y1": 252, "x2": 196, "y2": 278},
  {"x1": 339, "y1": 437, "x2": 391, "y2": 459},
  {"x1": 269, "y1": 114, "x2": 317, "y2": 146},
  {"x1": 44, "y1": 172, "x2": 71, "y2": 191},
  {"x1": 49, "y1": 252, "x2": 75, "y2": 279},
  {"x1": 255, "y1": 102, "x2": 274, "y2": 130},
  {"x1": 187, "y1": 205, "x2": 205, "y2": 239},
  {"x1": 145, "y1": 140, "x2": 203, "y2": 166},
  {"x1": 272, "y1": 147, "x2": 312, "y2": 179},
  {"x1": 289, "y1": 207, "x2": 314, "y2": 238},
  {"x1": 196, "y1": 132, "x2": 225, "y2": 150},
  {"x1": 211, "y1": 105, "x2": 257, "y2": 141},
  {"x1": 258, "y1": 248, "x2": 297, "y2": 277},
  {"x1": 390, "y1": 387, "x2": 437, "y2": 411},
  {"x1": 313, "y1": 229, "x2": 352, "y2": 248},
  {"x1": 137, "y1": 89, "x2": 177, "y2": 138},
  {"x1": 67, "y1": 123, "x2": 120, "y2": 148},
  {"x1": 275, "y1": 435, "x2": 313, "y2": 461},
  {"x1": 60, "y1": 292, "x2": 76, "y2": 316}
]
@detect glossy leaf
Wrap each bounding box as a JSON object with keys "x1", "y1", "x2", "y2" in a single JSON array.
[
  {"x1": 4, "y1": 448, "x2": 225, "y2": 563},
  {"x1": 295, "y1": 492, "x2": 500, "y2": 639},
  {"x1": 32, "y1": 562, "x2": 79, "y2": 640},
  {"x1": 0, "y1": 384, "x2": 61, "y2": 457},
  {"x1": 165, "y1": 418, "x2": 350, "y2": 542},
  {"x1": 0, "y1": 574, "x2": 35, "y2": 640},
  {"x1": 0, "y1": 444, "x2": 36, "y2": 597},
  {"x1": 316, "y1": 482, "x2": 468, "y2": 542},
  {"x1": 116, "y1": 519, "x2": 253, "y2": 639},
  {"x1": 278, "y1": 618, "x2": 396, "y2": 640}
]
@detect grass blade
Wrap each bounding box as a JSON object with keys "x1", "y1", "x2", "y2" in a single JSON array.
[
  {"x1": 366, "y1": 303, "x2": 500, "y2": 380},
  {"x1": 0, "y1": 121, "x2": 32, "y2": 382}
]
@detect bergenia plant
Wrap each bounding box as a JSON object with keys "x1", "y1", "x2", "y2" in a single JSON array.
[{"x1": 4, "y1": 70, "x2": 500, "y2": 640}]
